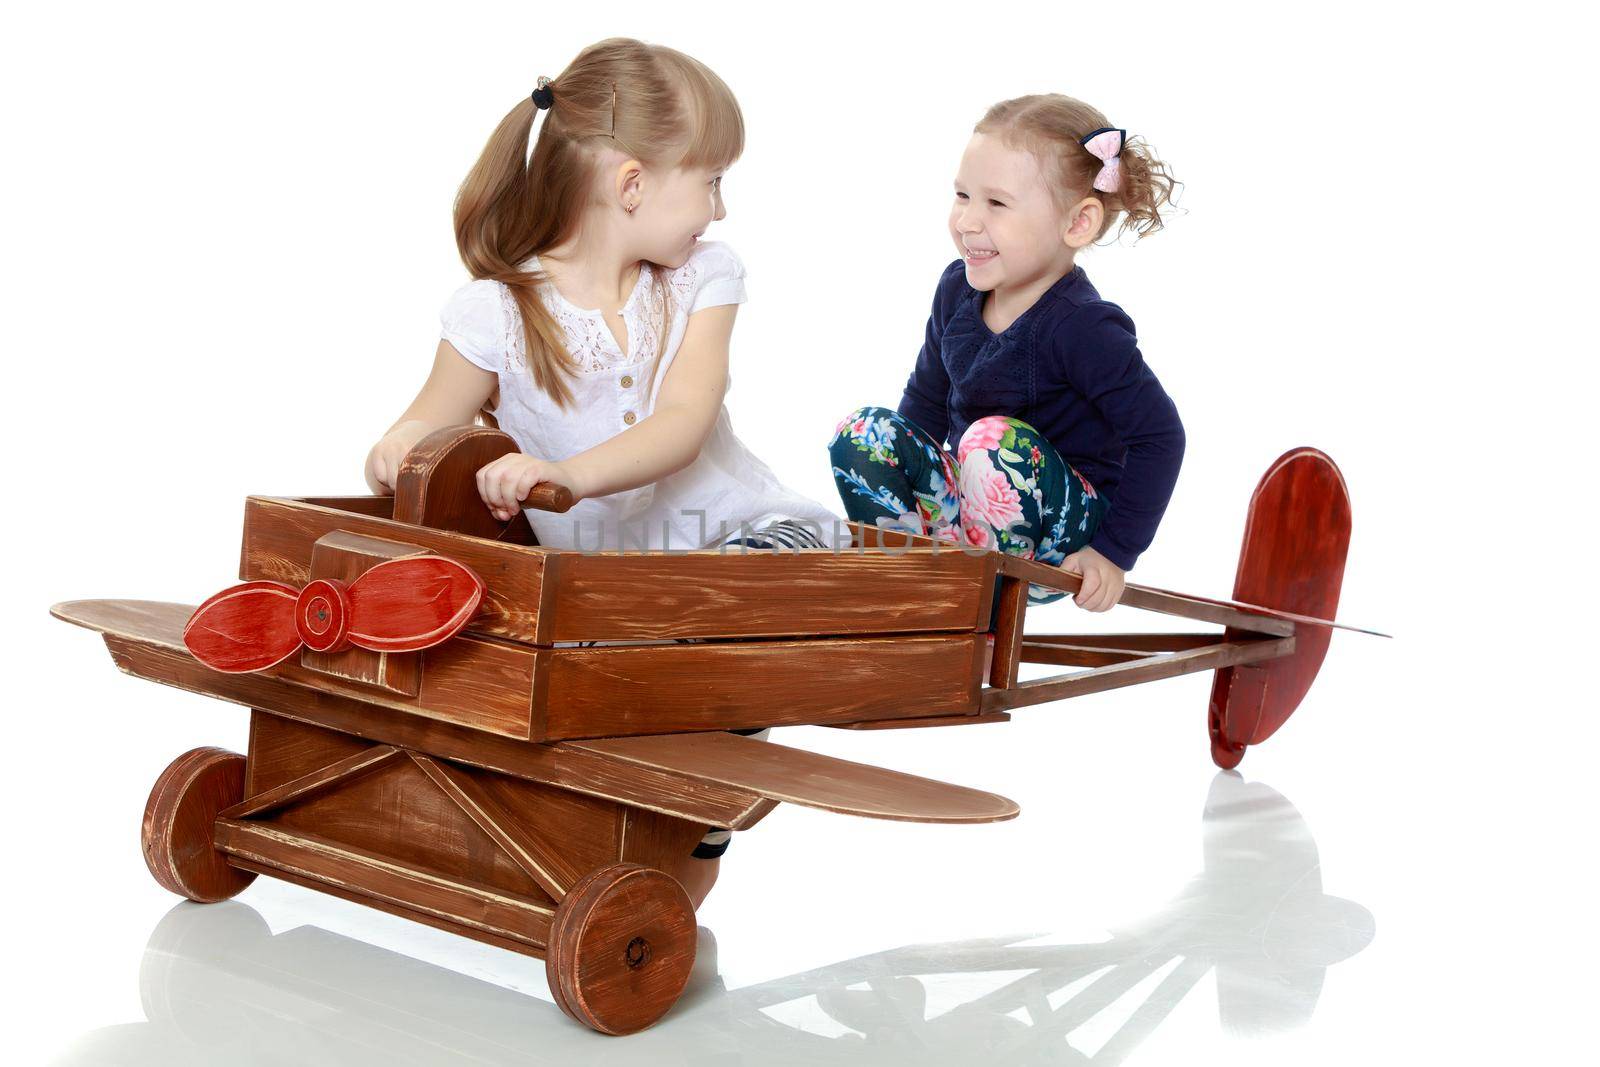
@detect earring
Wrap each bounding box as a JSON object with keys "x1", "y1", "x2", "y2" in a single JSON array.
[{"x1": 626, "y1": 202, "x2": 636, "y2": 214}]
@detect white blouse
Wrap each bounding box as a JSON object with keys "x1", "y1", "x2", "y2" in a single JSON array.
[{"x1": 439, "y1": 240, "x2": 844, "y2": 552}]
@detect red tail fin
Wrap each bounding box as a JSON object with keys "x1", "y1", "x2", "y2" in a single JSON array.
[{"x1": 1207, "y1": 448, "x2": 1353, "y2": 768}]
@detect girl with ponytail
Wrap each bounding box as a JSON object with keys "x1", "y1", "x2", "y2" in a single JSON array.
[
  {"x1": 829, "y1": 93, "x2": 1185, "y2": 615},
  {"x1": 364, "y1": 36, "x2": 840, "y2": 556}
]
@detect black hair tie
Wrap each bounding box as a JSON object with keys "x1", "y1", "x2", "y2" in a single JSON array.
[{"x1": 530, "y1": 76, "x2": 554, "y2": 111}]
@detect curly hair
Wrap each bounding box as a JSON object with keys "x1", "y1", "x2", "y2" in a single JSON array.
[{"x1": 975, "y1": 94, "x2": 1179, "y2": 242}]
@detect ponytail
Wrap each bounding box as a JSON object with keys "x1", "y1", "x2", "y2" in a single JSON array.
[
  {"x1": 1105, "y1": 134, "x2": 1178, "y2": 240},
  {"x1": 453, "y1": 96, "x2": 583, "y2": 409},
  {"x1": 450, "y1": 38, "x2": 744, "y2": 411}
]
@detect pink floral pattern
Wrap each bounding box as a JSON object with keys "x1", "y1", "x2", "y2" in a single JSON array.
[
  {"x1": 829, "y1": 407, "x2": 1106, "y2": 605},
  {"x1": 957, "y1": 416, "x2": 1009, "y2": 463},
  {"x1": 958, "y1": 451, "x2": 1024, "y2": 541}
]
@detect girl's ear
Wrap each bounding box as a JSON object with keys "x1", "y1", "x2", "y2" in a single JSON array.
[
  {"x1": 614, "y1": 158, "x2": 645, "y2": 211},
  {"x1": 1062, "y1": 197, "x2": 1105, "y2": 250}
]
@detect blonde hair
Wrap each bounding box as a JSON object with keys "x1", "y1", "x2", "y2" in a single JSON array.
[
  {"x1": 976, "y1": 94, "x2": 1179, "y2": 242},
  {"x1": 452, "y1": 38, "x2": 745, "y2": 410}
]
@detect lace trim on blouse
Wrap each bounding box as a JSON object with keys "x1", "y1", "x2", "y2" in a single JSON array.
[{"x1": 496, "y1": 257, "x2": 702, "y2": 375}]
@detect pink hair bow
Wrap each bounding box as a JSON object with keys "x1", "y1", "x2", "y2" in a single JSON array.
[{"x1": 1080, "y1": 127, "x2": 1126, "y2": 194}]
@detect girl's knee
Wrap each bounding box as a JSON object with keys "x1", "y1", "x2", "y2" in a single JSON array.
[
  {"x1": 958, "y1": 415, "x2": 1062, "y2": 468},
  {"x1": 829, "y1": 405, "x2": 895, "y2": 447},
  {"x1": 957, "y1": 414, "x2": 1031, "y2": 462}
]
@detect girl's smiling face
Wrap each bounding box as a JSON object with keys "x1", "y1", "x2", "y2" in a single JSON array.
[
  {"x1": 634, "y1": 162, "x2": 728, "y2": 269},
  {"x1": 950, "y1": 132, "x2": 1092, "y2": 294}
]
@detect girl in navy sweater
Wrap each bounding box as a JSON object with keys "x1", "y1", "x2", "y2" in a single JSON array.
[{"x1": 828, "y1": 94, "x2": 1184, "y2": 612}]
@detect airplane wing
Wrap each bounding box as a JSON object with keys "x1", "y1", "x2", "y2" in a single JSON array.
[
  {"x1": 1125, "y1": 581, "x2": 1392, "y2": 638},
  {"x1": 569, "y1": 732, "x2": 1019, "y2": 824},
  {"x1": 992, "y1": 553, "x2": 1390, "y2": 638}
]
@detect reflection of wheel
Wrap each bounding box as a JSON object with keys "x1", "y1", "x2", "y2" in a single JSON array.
[
  {"x1": 546, "y1": 862, "x2": 697, "y2": 1035},
  {"x1": 141, "y1": 747, "x2": 257, "y2": 903},
  {"x1": 139, "y1": 901, "x2": 272, "y2": 1043},
  {"x1": 1208, "y1": 701, "x2": 1246, "y2": 770}
]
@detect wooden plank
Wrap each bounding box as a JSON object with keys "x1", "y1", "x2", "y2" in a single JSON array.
[
  {"x1": 214, "y1": 820, "x2": 554, "y2": 950},
  {"x1": 1023, "y1": 633, "x2": 1224, "y2": 651},
  {"x1": 1018, "y1": 642, "x2": 1156, "y2": 667},
  {"x1": 988, "y1": 577, "x2": 1028, "y2": 688},
  {"x1": 52, "y1": 599, "x2": 200, "y2": 646},
  {"x1": 1133, "y1": 580, "x2": 1387, "y2": 636},
  {"x1": 618, "y1": 808, "x2": 714, "y2": 899},
  {"x1": 967, "y1": 628, "x2": 991, "y2": 695},
  {"x1": 846, "y1": 520, "x2": 947, "y2": 550},
  {"x1": 570, "y1": 732, "x2": 1020, "y2": 824},
  {"x1": 547, "y1": 549, "x2": 991, "y2": 641},
  {"x1": 280, "y1": 626, "x2": 535, "y2": 739},
  {"x1": 221, "y1": 745, "x2": 404, "y2": 819},
  {"x1": 412, "y1": 754, "x2": 585, "y2": 901},
  {"x1": 973, "y1": 554, "x2": 1001, "y2": 631},
  {"x1": 297, "y1": 495, "x2": 394, "y2": 518},
  {"x1": 828, "y1": 711, "x2": 1013, "y2": 730},
  {"x1": 982, "y1": 637, "x2": 1296, "y2": 713},
  {"x1": 227, "y1": 858, "x2": 547, "y2": 960},
  {"x1": 244, "y1": 710, "x2": 372, "y2": 796},
  {"x1": 537, "y1": 634, "x2": 984, "y2": 740},
  {"x1": 51, "y1": 599, "x2": 774, "y2": 828}
]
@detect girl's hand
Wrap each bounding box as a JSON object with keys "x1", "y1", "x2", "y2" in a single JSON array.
[
  {"x1": 1059, "y1": 546, "x2": 1125, "y2": 612},
  {"x1": 477, "y1": 452, "x2": 576, "y2": 522},
  {"x1": 364, "y1": 419, "x2": 434, "y2": 495}
]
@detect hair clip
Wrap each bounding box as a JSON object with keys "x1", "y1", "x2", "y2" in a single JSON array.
[
  {"x1": 1079, "y1": 127, "x2": 1126, "y2": 193},
  {"x1": 530, "y1": 76, "x2": 554, "y2": 111}
]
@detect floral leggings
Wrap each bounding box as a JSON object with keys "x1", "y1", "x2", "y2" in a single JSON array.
[{"x1": 827, "y1": 406, "x2": 1106, "y2": 605}]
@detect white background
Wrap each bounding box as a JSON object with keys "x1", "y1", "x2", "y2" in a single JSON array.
[{"x1": 5, "y1": 1, "x2": 1594, "y2": 1062}]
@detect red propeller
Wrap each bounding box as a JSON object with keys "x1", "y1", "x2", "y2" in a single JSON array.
[{"x1": 182, "y1": 555, "x2": 486, "y2": 673}]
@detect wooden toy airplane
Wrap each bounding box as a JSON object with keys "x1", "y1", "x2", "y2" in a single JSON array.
[{"x1": 49, "y1": 425, "x2": 1383, "y2": 1035}]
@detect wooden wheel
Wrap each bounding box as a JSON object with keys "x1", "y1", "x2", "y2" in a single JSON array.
[
  {"x1": 546, "y1": 863, "x2": 697, "y2": 1035},
  {"x1": 142, "y1": 747, "x2": 256, "y2": 903}
]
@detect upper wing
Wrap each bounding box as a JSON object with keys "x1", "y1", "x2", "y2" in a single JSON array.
[
  {"x1": 1124, "y1": 581, "x2": 1392, "y2": 638},
  {"x1": 992, "y1": 552, "x2": 1390, "y2": 637}
]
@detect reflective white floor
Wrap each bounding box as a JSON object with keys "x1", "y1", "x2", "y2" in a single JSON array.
[{"x1": 40, "y1": 773, "x2": 1370, "y2": 1066}]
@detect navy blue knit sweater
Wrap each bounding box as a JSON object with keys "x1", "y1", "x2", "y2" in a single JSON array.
[{"x1": 898, "y1": 259, "x2": 1185, "y2": 571}]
